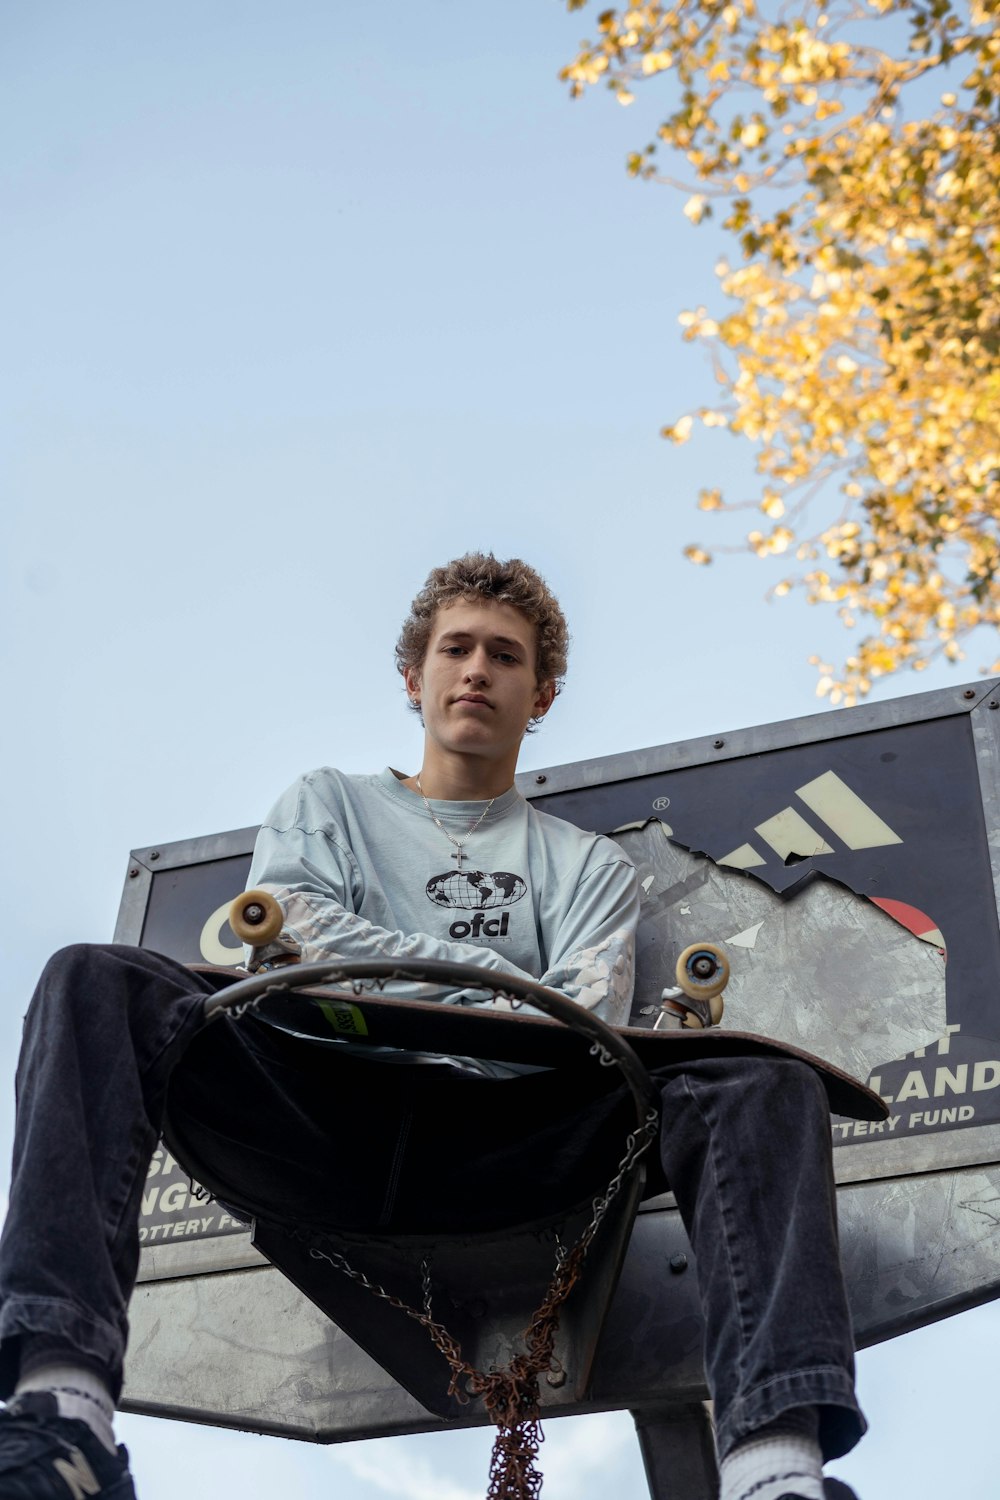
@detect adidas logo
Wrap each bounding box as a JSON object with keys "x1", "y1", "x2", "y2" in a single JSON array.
[{"x1": 717, "y1": 769, "x2": 902, "y2": 870}]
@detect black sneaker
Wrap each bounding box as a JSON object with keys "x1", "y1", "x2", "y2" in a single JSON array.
[{"x1": 0, "y1": 1392, "x2": 135, "y2": 1499}]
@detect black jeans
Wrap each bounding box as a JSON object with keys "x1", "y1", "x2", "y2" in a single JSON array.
[{"x1": 0, "y1": 944, "x2": 864, "y2": 1461}]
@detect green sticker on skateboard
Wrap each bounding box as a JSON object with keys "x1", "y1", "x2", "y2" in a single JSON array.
[{"x1": 315, "y1": 999, "x2": 369, "y2": 1038}]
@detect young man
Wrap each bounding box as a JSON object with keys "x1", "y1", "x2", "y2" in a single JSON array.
[{"x1": 0, "y1": 555, "x2": 863, "y2": 1500}]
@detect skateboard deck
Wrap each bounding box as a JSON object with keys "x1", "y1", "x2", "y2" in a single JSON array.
[
  {"x1": 182, "y1": 962, "x2": 884, "y2": 1419},
  {"x1": 191, "y1": 964, "x2": 886, "y2": 1123}
]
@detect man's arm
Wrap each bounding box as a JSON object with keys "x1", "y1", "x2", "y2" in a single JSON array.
[{"x1": 532, "y1": 857, "x2": 639, "y2": 1027}]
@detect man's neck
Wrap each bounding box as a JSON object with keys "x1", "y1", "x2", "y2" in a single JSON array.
[{"x1": 402, "y1": 749, "x2": 517, "y2": 802}]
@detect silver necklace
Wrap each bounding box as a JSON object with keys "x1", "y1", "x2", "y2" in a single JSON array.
[{"x1": 415, "y1": 776, "x2": 497, "y2": 871}]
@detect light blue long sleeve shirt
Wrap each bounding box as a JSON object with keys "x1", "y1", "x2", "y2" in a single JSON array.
[{"x1": 246, "y1": 767, "x2": 639, "y2": 1028}]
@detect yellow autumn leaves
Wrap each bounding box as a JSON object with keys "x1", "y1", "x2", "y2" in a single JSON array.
[{"x1": 562, "y1": 0, "x2": 1000, "y2": 702}]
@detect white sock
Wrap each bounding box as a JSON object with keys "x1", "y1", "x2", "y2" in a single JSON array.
[
  {"x1": 14, "y1": 1363, "x2": 118, "y2": 1455},
  {"x1": 720, "y1": 1419, "x2": 824, "y2": 1500}
]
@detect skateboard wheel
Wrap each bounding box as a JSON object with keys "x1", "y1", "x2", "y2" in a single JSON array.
[
  {"x1": 229, "y1": 889, "x2": 284, "y2": 946},
  {"x1": 675, "y1": 943, "x2": 729, "y2": 1001}
]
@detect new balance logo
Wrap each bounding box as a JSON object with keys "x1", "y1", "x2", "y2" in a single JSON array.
[
  {"x1": 53, "y1": 1449, "x2": 101, "y2": 1500},
  {"x1": 718, "y1": 769, "x2": 903, "y2": 870}
]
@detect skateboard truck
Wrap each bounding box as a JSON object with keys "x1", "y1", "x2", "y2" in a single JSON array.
[{"x1": 655, "y1": 943, "x2": 730, "y2": 1031}]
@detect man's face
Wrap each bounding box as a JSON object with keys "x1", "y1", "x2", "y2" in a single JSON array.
[{"x1": 404, "y1": 599, "x2": 555, "y2": 766}]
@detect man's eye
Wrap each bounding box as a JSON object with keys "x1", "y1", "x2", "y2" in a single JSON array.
[{"x1": 496, "y1": 652, "x2": 519, "y2": 664}]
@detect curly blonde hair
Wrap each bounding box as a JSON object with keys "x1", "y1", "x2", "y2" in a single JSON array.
[{"x1": 396, "y1": 553, "x2": 569, "y2": 725}]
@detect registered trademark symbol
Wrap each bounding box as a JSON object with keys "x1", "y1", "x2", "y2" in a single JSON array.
[{"x1": 652, "y1": 796, "x2": 671, "y2": 811}]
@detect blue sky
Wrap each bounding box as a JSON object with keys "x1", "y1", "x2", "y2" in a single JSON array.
[{"x1": 3, "y1": 4, "x2": 999, "y2": 1497}]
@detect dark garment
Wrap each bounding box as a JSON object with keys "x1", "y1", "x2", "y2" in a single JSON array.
[{"x1": 0, "y1": 944, "x2": 863, "y2": 1461}]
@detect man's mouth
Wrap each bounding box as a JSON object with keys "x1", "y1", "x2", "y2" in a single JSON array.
[{"x1": 455, "y1": 694, "x2": 492, "y2": 709}]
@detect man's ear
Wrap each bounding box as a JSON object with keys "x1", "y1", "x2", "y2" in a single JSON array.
[
  {"x1": 532, "y1": 679, "x2": 556, "y2": 719},
  {"x1": 404, "y1": 664, "x2": 422, "y2": 705}
]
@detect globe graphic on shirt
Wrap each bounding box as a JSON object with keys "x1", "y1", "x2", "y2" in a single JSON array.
[{"x1": 425, "y1": 869, "x2": 527, "y2": 910}]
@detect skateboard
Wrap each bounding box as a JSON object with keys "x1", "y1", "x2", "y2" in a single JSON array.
[
  {"x1": 226, "y1": 889, "x2": 884, "y2": 1123},
  {"x1": 232, "y1": 888, "x2": 730, "y2": 1030}
]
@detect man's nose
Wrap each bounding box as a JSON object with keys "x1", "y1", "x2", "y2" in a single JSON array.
[{"x1": 464, "y1": 649, "x2": 491, "y2": 683}]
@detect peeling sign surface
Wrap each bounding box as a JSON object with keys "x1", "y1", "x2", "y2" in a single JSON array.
[
  {"x1": 532, "y1": 703, "x2": 1000, "y2": 1149},
  {"x1": 726, "y1": 921, "x2": 764, "y2": 950},
  {"x1": 617, "y1": 820, "x2": 946, "y2": 1102}
]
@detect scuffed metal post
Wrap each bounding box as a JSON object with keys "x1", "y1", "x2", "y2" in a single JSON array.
[{"x1": 631, "y1": 1403, "x2": 718, "y2": 1500}]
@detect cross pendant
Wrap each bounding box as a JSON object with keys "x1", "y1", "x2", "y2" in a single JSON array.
[{"x1": 451, "y1": 846, "x2": 465, "y2": 870}]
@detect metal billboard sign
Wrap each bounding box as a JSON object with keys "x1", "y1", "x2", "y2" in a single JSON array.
[{"x1": 116, "y1": 680, "x2": 1000, "y2": 1445}]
